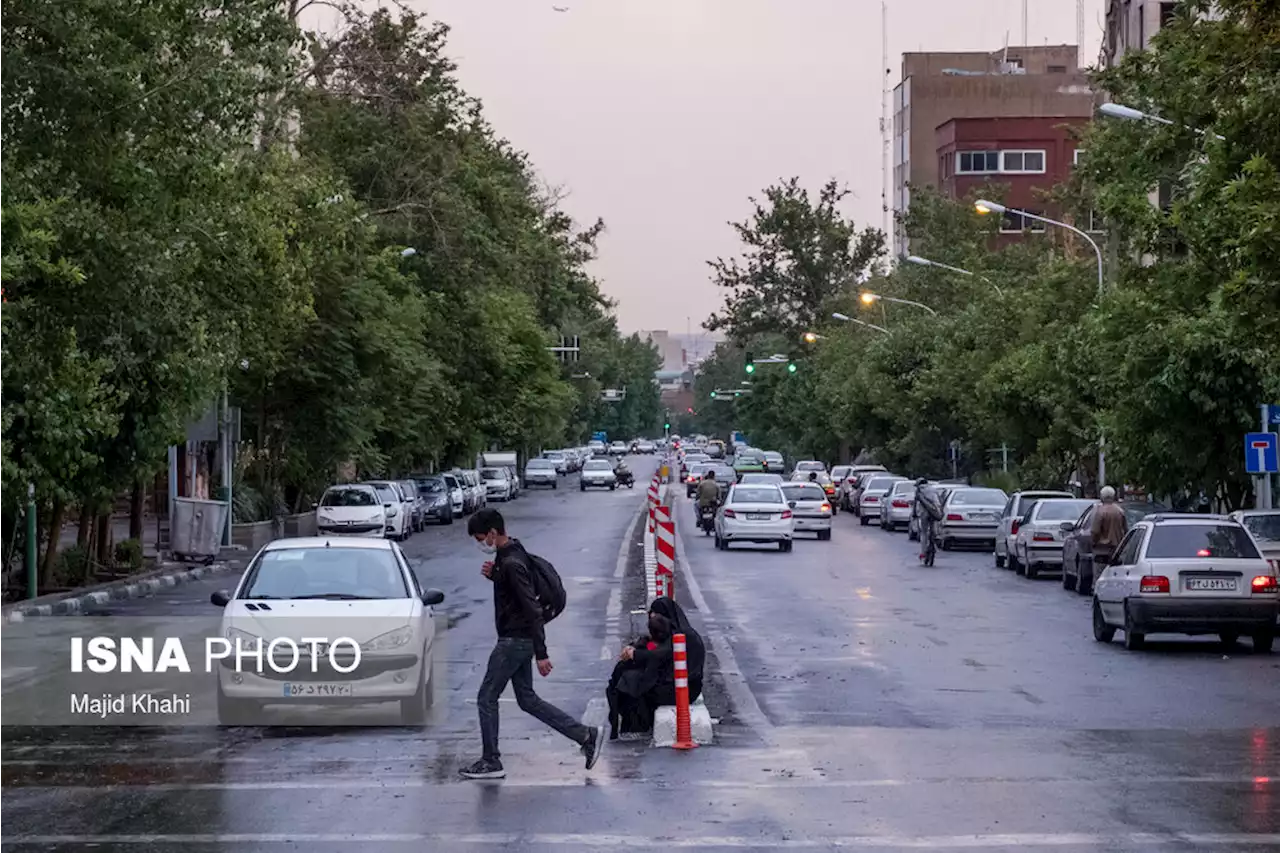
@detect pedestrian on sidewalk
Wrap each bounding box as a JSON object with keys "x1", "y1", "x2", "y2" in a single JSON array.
[
  {"x1": 460, "y1": 508, "x2": 605, "y2": 780},
  {"x1": 1090, "y1": 486, "x2": 1128, "y2": 570}
]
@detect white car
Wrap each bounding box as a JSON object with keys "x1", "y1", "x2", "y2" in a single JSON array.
[
  {"x1": 739, "y1": 473, "x2": 784, "y2": 486},
  {"x1": 315, "y1": 485, "x2": 386, "y2": 538},
  {"x1": 580, "y1": 459, "x2": 617, "y2": 491},
  {"x1": 714, "y1": 483, "x2": 794, "y2": 552},
  {"x1": 366, "y1": 481, "x2": 412, "y2": 541},
  {"x1": 995, "y1": 490, "x2": 1074, "y2": 569},
  {"x1": 210, "y1": 537, "x2": 446, "y2": 725},
  {"x1": 1093, "y1": 515, "x2": 1278, "y2": 652},
  {"x1": 523, "y1": 458, "x2": 559, "y2": 489},
  {"x1": 636, "y1": 440, "x2": 656, "y2": 454},
  {"x1": 441, "y1": 472, "x2": 466, "y2": 518},
  {"x1": 935, "y1": 486, "x2": 1008, "y2": 549},
  {"x1": 858, "y1": 475, "x2": 907, "y2": 526},
  {"x1": 879, "y1": 480, "x2": 917, "y2": 531},
  {"x1": 793, "y1": 460, "x2": 826, "y2": 476},
  {"x1": 609, "y1": 441, "x2": 628, "y2": 456},
  {"x1": 481, "y1": 467, "x2": 514, "y2": 501},
  {"x1": 541, "y1": 450, "x2": 570, "y2": 475},
  {"x1": 1010, "y1": 498, "x2": 1095, "y2": 578},
  {"x1": 780, "y1": 482, "x2": 831, "y2": 541}
]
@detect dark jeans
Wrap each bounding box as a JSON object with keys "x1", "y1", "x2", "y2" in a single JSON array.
[{"x1": 478, "y1": 637, "x2": 590, "y2": 761}]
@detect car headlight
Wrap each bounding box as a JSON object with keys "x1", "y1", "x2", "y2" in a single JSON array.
[
  {"x1": 362, "y1": 625, "x2": 414, "y2": 652},
  {"x1": 226, "y1": 626, "x2": 259, "y2": 645}
]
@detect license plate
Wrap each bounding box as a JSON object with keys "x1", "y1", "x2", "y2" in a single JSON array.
[
  {"x1": 970, "y1": 513, "x2": 994, "y2": 521},
  {"x1": 747, "y1": 513, "x2": 771, "y2": 521},
  {"x1": 282, "y1": 682, "x2": 353, "y2": 698},
  {"x1": 1185, "y1": 577, "x2": 1237, "y2": 592}
]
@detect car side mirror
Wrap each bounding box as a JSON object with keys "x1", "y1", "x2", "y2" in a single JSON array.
[
  {"x1": 210, "y1": 590, "x2": 231, "y2": 608},
  {"x1": 788, "y1": 500, "x2": 797, "y2": 509},
  {"x1": 423, "y1": 588, "x2": 445, "y2": 606},
  {"x1": 1059, "y1": 521, "x2": 1074, "y2": 533},
  {"x1": 310, "y1": 502, "x2": 319, "y2": 510}
]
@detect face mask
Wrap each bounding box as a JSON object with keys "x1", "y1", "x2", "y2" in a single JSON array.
[{"x1": 476, "y1": 538, "x2": 497, "y2": 556}]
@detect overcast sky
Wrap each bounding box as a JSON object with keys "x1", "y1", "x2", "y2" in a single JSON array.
[{"x1": 333, "y1": 1, "x2": 1105, "y2": 332}]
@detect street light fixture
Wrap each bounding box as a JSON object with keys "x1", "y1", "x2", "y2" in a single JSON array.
[
  {"x1": 831, "y1": 312, "x2": 890, "y2": 335},
  {"x1": 859, "y1": 290, "x2": 938, "y2": 317},
  {"x1": 904, "y1": 255, "x2": 1003, "y2": 296},
  {"x1": 974, "y1": 199, "x2": 1104, "y2": 299},
  {"x1": 802, "y1": 331, "x2": 823, "y2": 343},
  {"x1": 400, "y1": 247, "x2": 418, "y2": 258},
  {"x1": 1098, "y1": 102, "x2": 1225, "y2": 141}
]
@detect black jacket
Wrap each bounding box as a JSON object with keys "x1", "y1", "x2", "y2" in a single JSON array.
[{"x1": 491, "y1": 539, "x2": 548, "y2": 659}]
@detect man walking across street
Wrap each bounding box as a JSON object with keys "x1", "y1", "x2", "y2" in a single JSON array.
[
  {"x1": 1090, "y1": 486, "x2": 1128, "y2": 575},
  {"x1": 461, "y1": 508, "x2": 605, "y2": 780}
]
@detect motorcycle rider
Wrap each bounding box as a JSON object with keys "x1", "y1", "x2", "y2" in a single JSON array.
[
  {"x1": 696, "y1": 469, "x2": 720, "y2": 528},
  {"x1": 913, "y1": 478, "x2": 942, "y2": 558},
  {"x1": 614, "y1": 458, "x2": 632, "y2": 484}
]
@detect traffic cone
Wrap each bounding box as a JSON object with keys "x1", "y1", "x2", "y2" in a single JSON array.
[{"x1": 671, "y1": 632, "x2": 697, "y2": 750}]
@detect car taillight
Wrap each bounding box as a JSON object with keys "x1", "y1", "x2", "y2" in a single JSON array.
[
  {"x1": 891, "y1": 499, "x2": 909, "y2": 508},
  {"x1": 781, "y1": 510, "x2": 793, "y2": 519},
  {"x1": 1032, "y1": 533, "x2": 1054, "y2": 542},
  {"x1": 1140, "y1": 575, "x2": 1170, "y2": 593},
  {"x1": 946, "y1": 513, "x2": 962, "y2": 521},
  {"x1": 1011, "y1": 520, "x2": 1020, "y2": 535},
  {"x1": 821, "y1": 503, "x2": 831, "y2": 513},
  {"x1": 723, "y1": 509, "x2": 736, "y2": 518},
  {"x1": 687, "y1": 476, "x2": 695, "y2": 483},
  {"x1": 865, "y1": 496, "x2": 879, "y2": 502},
  {"x1": 1251, "y1": 575, "x2": 1279, "y2": 593},
  {"x1": 1196, "y1": 548, "x2": 1211, "y2": 557}
]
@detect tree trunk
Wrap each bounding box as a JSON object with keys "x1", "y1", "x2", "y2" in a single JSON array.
[
  {"x1": 76, "y1": 502, "x2": 94, "y2": 548},
  {"x1": 129, "y1": 479, "x2": 145, "y2": 540},
  {"x1": 95, "y1": 513, "x2": 112, "y2": 568},
  {"x1": 40, "y1": 499, "x2": 66, "y2": 586}
]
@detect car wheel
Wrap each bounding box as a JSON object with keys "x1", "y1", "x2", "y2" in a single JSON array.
[
  {"x1": 1219, "y1": 632, "x2": 1239, "y2": 648},
  {"x1": 609, "y1": 484, "x2": 616, "y2": 491},
  {"x1": 818, "y1": 530, "x2": 831, "y2": 541},
  {"x1": 940, "y1": 538, "x2": 952, "y2": 551},
  {"x1": 1025, "y1": 560, "x2": 1039, "y2": 579},
  {"x1": 400, "y1": 656, "x2": 434, "y2": 725},
  {"x1": 216, "y1": 686, "x2": 259, "y2": 726},
  {"x1": 1123, "y1": 604, "x2": 1145, "y2": 650},
  {"x1": 1010, "y1": 553, "x2": 1023, "y2": 575},
  {"x1": 1062, "y1": 565, "x2": 1076, "y2": 590},
  {"x1": 994, "y1": 550, "x2": 1005, "y2": 569},
  {"x1": 1091, "y1": 599, "x2": 1115, "y2": 643},
  {"x1": 444, "y1": 512, "x2": 453, "y2": 525},
  {"x1": 859, "y1": 515, "x2": 869, "y2": 527},
  {"x1": 1253, "y1": 632, "x2": 1275, "y2": 654},
  {"x1": 552, "y1": 482, "x2": 558, "y2": 490},
  {"x1": 580, "y1": 483, "x2": 586, "y2": 492}
]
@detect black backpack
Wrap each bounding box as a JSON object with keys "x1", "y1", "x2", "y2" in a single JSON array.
[{"x1": 527, "y1": 553, "x2": 566, "y2": 623}]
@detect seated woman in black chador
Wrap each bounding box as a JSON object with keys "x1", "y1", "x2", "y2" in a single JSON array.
[{"x1": 605, "y1": 596, "x2": 705, "y2": 739}]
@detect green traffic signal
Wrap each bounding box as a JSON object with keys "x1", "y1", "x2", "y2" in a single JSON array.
[
  {"x1": 710, "y1": 391, "x2": 717, "y2": 399},
  {"x1": 745, "y1": 363, "x2": 755, "y2": 374},
  {"x1": 787, "y1": 362, "x2": 797, "y2": 373}
]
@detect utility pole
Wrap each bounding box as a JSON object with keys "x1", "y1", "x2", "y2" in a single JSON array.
[
  {"x1": 25, "y1": 483, "x2": 37, "y2": 599},
  {"x1": 1002, "y1": 443, "x2": 1009, "y2": 474},
  {"x1": 880, "y1": 1, "x2": 891, "y2": 247}
]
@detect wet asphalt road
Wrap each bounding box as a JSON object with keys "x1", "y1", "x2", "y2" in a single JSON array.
[{"x1": 3, "y1": 460, "x2": 1279, "y2": 851}]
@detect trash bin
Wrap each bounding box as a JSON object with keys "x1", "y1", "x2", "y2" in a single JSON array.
[{"x1": 170, "y1": 498, "x2": 230, "y2": 564}]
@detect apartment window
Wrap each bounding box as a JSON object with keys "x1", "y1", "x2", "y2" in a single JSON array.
[
  {"x1": 1138, "y1": 4, "x2": 1145, "y2": 47},
  {"x1": 1000, "y1": 210, "x2": 1047, "y2": 234},
  {"x1": 1160, "y1": 1, "x2": 1178, "y2": 27},
  {"x1": 1087, "y1": 210, "x2": 1106, "y2": 233},
  {"x1": 957, "y1": 151, "x2": 1000, "y2": 174},
  {"x1": 1002, "y1": 150, "x2": 1046, "y2": 173},
  {"x1": 1048, "y1": 65, "x2": 1067, "y2": 73},
  {"x1": 1073, "y1": 148, "x2": 1085, "y2": 166}
]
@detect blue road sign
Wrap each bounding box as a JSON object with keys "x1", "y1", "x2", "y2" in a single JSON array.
[
  {"x1": 1245, "y1": 432, "x2": 1279, "y2": 475},
  {"x1": 1269, "y1": 404, "x2": 1280, "y2": 426}
]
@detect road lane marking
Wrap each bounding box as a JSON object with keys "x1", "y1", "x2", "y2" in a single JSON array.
[
  {"x1": 673, "y1": 493, "x2": 776, "y2": 746},
  {"x1": 10, "y1": 832, "x2": 1280, "y2": 847}
]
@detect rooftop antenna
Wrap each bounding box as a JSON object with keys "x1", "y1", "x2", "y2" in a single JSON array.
[
  {"x1": 1021, "y1": 0, "x2": 1028, "y2": 45},
  {"x1": 880, "y1": 1, "x2": 890, "y2": 247},
  {"x1": 1076, "y1": 0, "x2": 1085, "y2": 52}
]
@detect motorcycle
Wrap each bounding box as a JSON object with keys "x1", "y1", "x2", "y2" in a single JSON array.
[
  {"x1": 615, "y1": 468, "x2": 635, "y2": 488},
  {"x1": 698, "y1": 503, "x2": 717, "y2": 535}
]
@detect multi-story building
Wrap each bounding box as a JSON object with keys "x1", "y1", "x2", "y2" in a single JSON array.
[
  {"x1": 638, "y1": 330, "x2": 686, "y2": 373},
  {"x1": 891, "y1": 45, "x2": 1093, "y2": 253},
  {"x1": 1101, "y1": 0, "x2": 1181, "y2": 66},
  {"x1": 937, "y1": 115, "x2": 1095, "y2": 243}
]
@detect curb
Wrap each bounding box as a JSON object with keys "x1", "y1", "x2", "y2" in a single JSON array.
[{"x1": 3, "y1": 562, "x2": 240, "y2": 622}]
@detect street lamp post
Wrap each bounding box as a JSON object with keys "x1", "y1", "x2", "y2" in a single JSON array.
[
  {"x1": 1098, "y1": 102, "x2": 1225, "y2": 141},
  {"x1": 831, "y1": 312, "x2": 891, "y2": 335},
  {"x1": 974, "y1": 200, "x2": 1104, "y2": 300},
  {"x1": 974, "y1": 198, "x2": 1107, "y2": 487},
  {"x1": 859, "y1": 291, "x2": 938, "y2": 317},
  {"x1": 905, "y1": 255, "x2": 1003, "y2": 296}
]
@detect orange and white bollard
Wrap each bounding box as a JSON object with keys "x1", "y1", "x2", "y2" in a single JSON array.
[
  {"x1": 671, "y1": 632, "x2": 697, "y2": 750},
  {"x1": 655, "y1": 505, "x2": 676, "y2": 598},
  {"x1": 647, "y1": 478, "x2": 660, "y2": 533}
]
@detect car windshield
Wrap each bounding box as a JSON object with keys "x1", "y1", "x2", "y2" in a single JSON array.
[
  {"x1": 764, "y1": 452, "x2": 783, "y2": 461},
  {"x1": 480, "y1": 468, "x2": 505, "y2": 479},
  {"x1": 732, "y1": 487, "x2": 783, "y2": 504},
  {"x1": 320, "y1": 487, "x2": 378, "y2": 508},
  {"x1": 243, "y1": 547, "x2": 408, "y2": 600},
  {"x1": 1241, "y1": 513, "x2": 1280, "y2": 545},
  {"x1": 544, "y1": 452, "x2": 565, "y2": 459},
  {"x1": 796, "y1": 462, "x2": 824, "y2": 471},
  {"x1": 528, "y1": 459, "x2": 555, "y2": 469},
  {"x1": 1146, "y1": 524, "x2": 1261, "y2": 560},
  {"x1": 399, "y1": 482, "x2": 417, "y2": 496},
  {"x1": 367, "y1": 484, "x2": 399, "y2": 503},
  {"x1": 865, "y1": 477, "x2": 900, "y2": 492},
  {"x1": 415, "y1": 477, "x2": 447, "y2": 494},
  {"x1": 1034, "y1": 499, "x2": 1094, "y2": 520},
  {"x1": 690, "y1": 464, "x2": 710, "y2": 475},
  {"x1": 951, "y1": 488, "x2": 1007, "y2": 506},
  {"x1": 442, "y1": 475, "x2": 459, "y2": 489},
  {"x1": 890, "y1": 481, "x2": 915, "y2": 495},
  {"x1": 831, "y1": 467, "x2": 851, "y2": 479},
  {"x1": 782, "y1": 484, "x2": 826, "y2": 501},
  {"x1": 585, "y1": 460, "x2": 613, "y2": 471},
  {"x1": 710, "y1": 466, "x2": 736, "y2": 479},
  {"x1": 1016, "y1": 492, "x2": 1071, "y2": 513}
]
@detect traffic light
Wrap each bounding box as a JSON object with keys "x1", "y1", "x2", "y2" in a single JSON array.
[
  {"x1": 787, "y1": 362, "x2": 797, "y2": 374},
  {"x1": 744, "y1": 350, "x2": 755, "y2": 374},
  {"x1": 710, "y1": 391, "x2": 717, "y2": 399},
  {"x1": 664, "y1": 420, "x2": 671, "y2": 430}
]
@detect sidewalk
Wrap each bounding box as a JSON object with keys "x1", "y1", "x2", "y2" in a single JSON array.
[{"x1": 56, "y1": 514, "x2": 163, "y2": 559}]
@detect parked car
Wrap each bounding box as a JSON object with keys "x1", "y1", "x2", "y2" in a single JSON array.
[
  {"x1": 210, "y1": 537, "x2": 445, "y2": 725},
  {"x1": 397, "y1": 479, "x2": 426, "y2": 532},
  {"x1": 524, "y1": 458, "x2": 559, "y2": 489},
  {"x1": 460, "y1": 470, "x2": 487, "y2": 511},
  {"x1": 440, "y1": 472, "x2": 466, "y2": 518},
  {"x1": 762, "y1": 451, "x2": 786, "y2": 474},
  {"x1": 541, "y1": 450, "x2": 570, "y2": 475},
  {"x1": 936, "y1": 487, "x2": 1009, "y2": 550},
  {"x1": 714, "y1": 484, "x2": 794, "y2": 552},
  {"x1": 505, "y1": 466, "x2": 521, "y2": 499},
  {"x1": 840, "y1": 465, "x2": 888, "y2": 513},
  {"x1": 1062, "y1": 500, "x2": 1168, "y2": 594},
  {"x1": 481, "y1": 466, "x2": 514, "y2": 502},
  {"x1": 858, "y1": 475, "x2": 907, "y2": 526},
  {"x1": 1093, "y1": 514, "x2": 1278, "y2": 652},
  {"x1": 994, "y1": 490, "x2": 1074, "y2": 569},
  {"x1": 366, "y1": 481, "x2": 413, "y2": 541},
  {"x1": 906, "y1": 481, "x2": 943, "y2": 541},
  {"x1": 411, "y1": 474, "x2": 455, "y2": 525},
  {"x1": 781, "y1": 482, "x2": 832, "y2": 541},
  {"x1": 315, "y1": 484, "x2": 386, "y2": 538},
  {"x1": 1229, "y1": 509, "x2": 1280, "y2": 572},
  {"x1": 1010, "y1": 498, "x2": 1095, "y2": 578},
  {"x1": 580, "y1": 459, "x2": 618, "y2": 491},
  {"x1": 879, "y1": 480, "x2": 918, "y2": 531}
]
